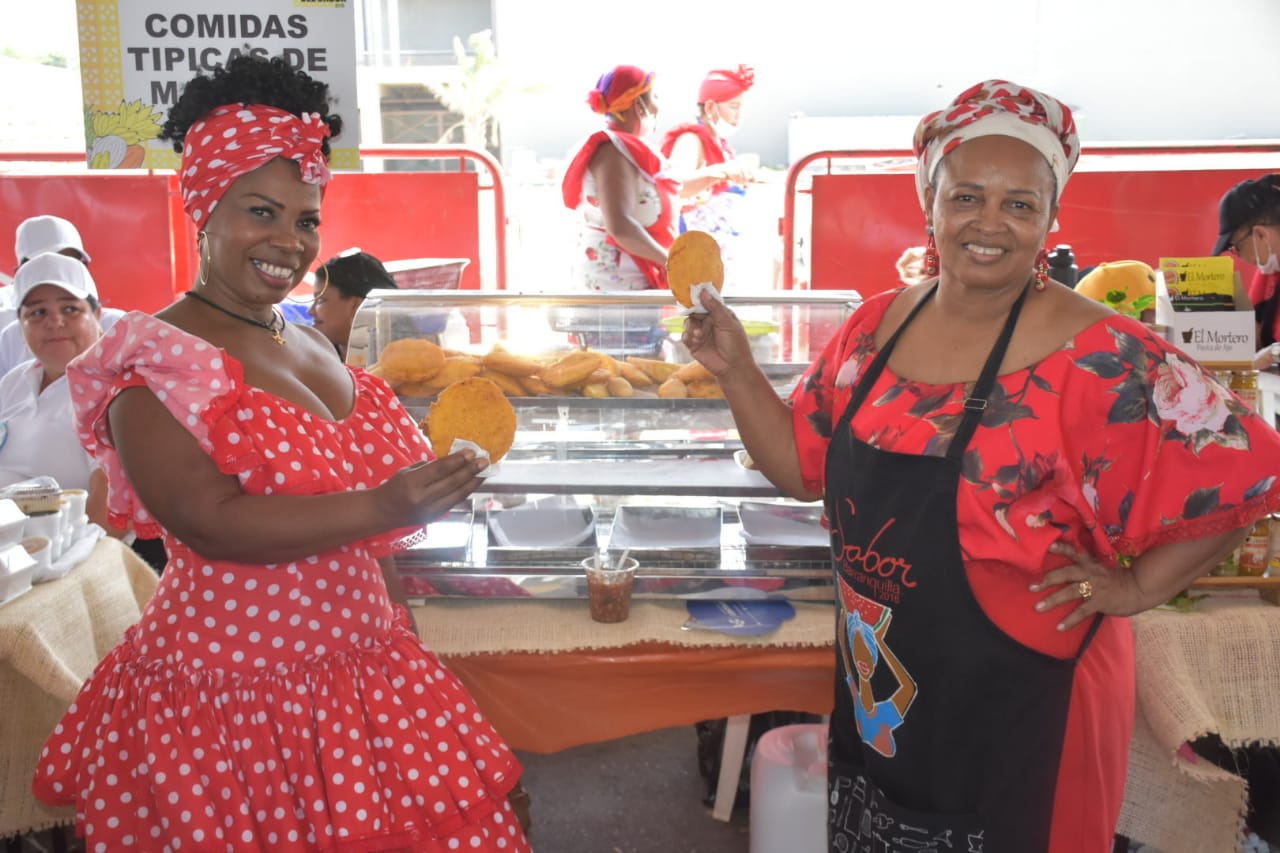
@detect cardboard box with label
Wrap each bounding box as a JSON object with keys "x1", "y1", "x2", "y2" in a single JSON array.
[{"x1": 1155, "y1": 257, "x2": 1255, "y2": 368}]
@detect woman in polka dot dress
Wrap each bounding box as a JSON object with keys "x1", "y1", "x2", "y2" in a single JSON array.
[{"x1": 32, "y1": 55, "x2": 532, "y2": 853}]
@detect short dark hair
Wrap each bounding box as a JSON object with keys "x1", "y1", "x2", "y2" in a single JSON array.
[{"x1": 317, "y1": 251, "x2": 398, "y2": 299}]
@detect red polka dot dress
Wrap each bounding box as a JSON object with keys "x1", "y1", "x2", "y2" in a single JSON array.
[{"x1": 34, "y1": 314, "x2": 532, "y2": 853}]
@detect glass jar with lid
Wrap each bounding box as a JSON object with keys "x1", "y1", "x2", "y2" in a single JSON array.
[
  {"x1": 1237, "y1": 516, "x2": 1271, "y2": 577},
  {"x1": 1231, "y1": 369, "x2": 1260, "y2": 414}
]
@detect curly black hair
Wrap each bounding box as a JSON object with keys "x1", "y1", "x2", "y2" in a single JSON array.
[{"x1": 158, "y1": 52, "x2": 343, "y2": 155}]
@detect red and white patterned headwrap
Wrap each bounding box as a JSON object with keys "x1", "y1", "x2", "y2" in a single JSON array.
[
  {"x1": 912, "y1": 79, "x2": 1079, "y2": 212},
  {"x1": 179, "y1": 103, "x2": 332, "y2": 225},
  {"x1": 698, "y1": 65, "x2": 755, "y2": 104}
]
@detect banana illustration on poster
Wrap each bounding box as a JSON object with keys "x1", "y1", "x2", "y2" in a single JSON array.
[{"x1": 75, "y1": 0, "x2": 359, "y2": 170}]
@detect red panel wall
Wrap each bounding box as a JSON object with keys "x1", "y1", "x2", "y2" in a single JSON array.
[
  {"x1": 0, "y1": 169, "x2": 485, "y2": 313},
  {"x1": 811, "y1": 173, "x2": 921, "y2": 294},
  {"x1": 0, "y1": 173, "x2": 180, "y2": 314},
  {"x1": 808, "y1": 168, "x2": 1268, "y2": 297},
  {"x1": 317, "y1": 171, "x2": 482, "y2": 290}
]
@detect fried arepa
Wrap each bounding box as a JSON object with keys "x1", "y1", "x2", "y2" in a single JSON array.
[
  {"x1": 372, "y1": 338, "x2": 446, "y2": 384},
  {"x1": 666, "y1": 230, "x2": 724, "y2": 307},
  {"x1": 422, "y1": 377, "x2": 518, "y2": 463}
]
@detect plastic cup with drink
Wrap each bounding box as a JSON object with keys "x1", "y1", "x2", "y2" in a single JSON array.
[{"x1": 582, "y1": 551, "x2": 638, "y2": 623}]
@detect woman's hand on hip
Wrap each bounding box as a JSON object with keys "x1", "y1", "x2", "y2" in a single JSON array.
[
  {"x1": 375, "y1": 452, "x2": 486, "y2": 528},
  {"x1": 1030, "y1": 541, "x2": 1146, "y2": 631}
]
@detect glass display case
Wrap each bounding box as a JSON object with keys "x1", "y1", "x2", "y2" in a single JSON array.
[{"x1": 348, "y1": 289, "x2": 861, "y2": 601}]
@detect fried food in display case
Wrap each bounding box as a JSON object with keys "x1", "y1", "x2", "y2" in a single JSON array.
[{"x1": 351, "y1": 289, "x2": 862, "y2": 602}]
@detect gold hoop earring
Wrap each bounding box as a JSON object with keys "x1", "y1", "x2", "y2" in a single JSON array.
[
  {"x1": 313, "y1": 264, "x2": 330, "y2": 300},
  {"x1": 197, "y1": 231, "x2": 210, "y2": 288}
]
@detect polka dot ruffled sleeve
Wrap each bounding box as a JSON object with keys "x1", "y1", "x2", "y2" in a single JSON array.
[{"x1": 67, "y1": 313, "x2": 432, "y2": 555}]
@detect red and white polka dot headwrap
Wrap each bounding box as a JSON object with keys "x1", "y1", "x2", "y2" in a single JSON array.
[
  {"x1": 179, "y1": 103, "x2": 332, "y2": 225},
  {"x1": 912, "y1": 79, "x2": 1079, "y2": 213}
]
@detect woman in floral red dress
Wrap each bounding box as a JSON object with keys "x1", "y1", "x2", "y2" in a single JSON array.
[
  {"x1": 32, "y1": 55, "x2": 531, "y2": 852},
  {"x1": 561, "y1": 64, "x2": 679, "y2": 292},
  {"x1": 683, "y1": 79, "x2": 1280, "y2": 852}
]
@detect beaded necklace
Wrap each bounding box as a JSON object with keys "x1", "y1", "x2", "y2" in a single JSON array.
[{"x1": 184, "y1": 290, "x2": 286, "y2": 345}]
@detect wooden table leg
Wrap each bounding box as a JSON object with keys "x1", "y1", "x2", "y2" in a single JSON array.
[{"x1": 712, "y1": 714, "x2": 752, "y2": 821}]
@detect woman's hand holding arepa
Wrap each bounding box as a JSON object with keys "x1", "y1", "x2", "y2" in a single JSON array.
[
  {"x1": 682, "y1": 290, "x2": 754, "y2": 381},
  {"x1": 375, "y1": 452, "x2": 487, "y2": 528}
]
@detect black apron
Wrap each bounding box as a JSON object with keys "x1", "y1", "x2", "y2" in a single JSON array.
[{"x1": 824, "y1": 283, "x2": 1101, "y2": 853}]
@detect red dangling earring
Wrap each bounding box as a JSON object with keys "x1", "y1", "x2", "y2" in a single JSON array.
[
  {"x1": 1034, "y1": 247, "x2": 1050, "y2": 291},
  {"x1": 924, "y1": 227, "x2": 939, "y2": 278}
]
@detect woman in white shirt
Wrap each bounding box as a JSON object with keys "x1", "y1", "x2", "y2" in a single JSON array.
[
  {"x1": 0, "y1": 215, "x2": 125, "y2": 376},
  {"x1": 0, "y1": 252, "x2": 111, "y2": 529}
]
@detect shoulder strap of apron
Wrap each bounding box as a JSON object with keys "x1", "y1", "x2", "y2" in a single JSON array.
[
  {"x1": 945, "y1": 283, "x2": 1030, "y2": 461},
  {"x1": 837, "y1": 281, "x2": 1030, "y2": 458},
  {"x1": 837, "y1": 284, "x2": 940, "y2": 427}
]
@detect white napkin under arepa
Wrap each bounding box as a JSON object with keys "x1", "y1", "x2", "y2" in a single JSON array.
[
  {"x1": 677, "y1": 282, "x2": 726, "y2": 317},
  {"x1": 446, "y1": 438, "x2": 501, "y2": 479}
]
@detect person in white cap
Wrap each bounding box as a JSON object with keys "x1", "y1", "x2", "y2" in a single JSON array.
[
  {"x1": 13, "y1": 214, "x2": 92, "y2": 267},
  {"x1": 0, "y1": 215, "x2": 124, "y2": 376},
  {"x1": 0, "y1": 252, "x2": 115, "y2": 533},
  {"x1": 2, "y1": 215, "x2": 92, "y2": 317}
]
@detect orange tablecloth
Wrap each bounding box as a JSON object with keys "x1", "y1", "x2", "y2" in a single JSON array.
[
  {"x1": 443, "y1": 642, "x2": 834, "y2": 753},
  {"x1": 411, "y1": 598, "x2": 836, "y2": 753}
]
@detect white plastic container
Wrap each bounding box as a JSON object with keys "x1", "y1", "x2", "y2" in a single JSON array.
[
  {"x1": 749, "y1": 722, "x2": 828, "y2": 853},
  {"x1": 0, "y1": 498, "x2": 27, "y2": 547},
  {"x1": 0, "y1": 540, "x2": 37, "y2": 604}
]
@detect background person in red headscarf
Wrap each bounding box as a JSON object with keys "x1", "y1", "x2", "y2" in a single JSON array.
[
  {"x1": 661, "y1": 65, "x2": 757, "y2": 282},
  {"x1": 561, "y1": 64, "x2": 679, "y2": 291}
]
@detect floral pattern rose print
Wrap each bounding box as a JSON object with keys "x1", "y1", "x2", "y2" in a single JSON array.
[
  {"x1": 1074, "y1": 325, "x2": 1249, "y2": 455},
  {"x1": 791, "y1": 290, "x2": 1280, "y2": 567}
]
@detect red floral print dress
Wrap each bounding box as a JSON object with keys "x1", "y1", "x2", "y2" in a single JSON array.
[
  {"x1": 34, "y1": 313, "x2": 531, "y2": 853},
  {"x1": 791, "y1": 290, "x2": 1280, "y2": 853}
]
